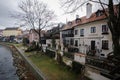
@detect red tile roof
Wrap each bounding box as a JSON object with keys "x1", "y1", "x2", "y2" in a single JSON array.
[
  {"x1": 5, "y1": 27, "x2": 19, "y2": 30},
  {"x1": 62, "y1": 4, "x2": 119, "y2": 31},
  {"x1": 30, "y1": 29, "x2": 46, "y2": 34},
  {"x1": 62, "y1": 11, "x2": 107, "y2": 30}
]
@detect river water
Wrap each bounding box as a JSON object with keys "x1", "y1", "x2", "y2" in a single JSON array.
[{"x1": 0, "y1": 45, "x2": 19, "y2": 80}]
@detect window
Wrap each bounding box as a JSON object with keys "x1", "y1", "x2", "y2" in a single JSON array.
[
  {"x1": 80, "y1": 29, "x2": 84, "y2": 36},
  {"x1": 70, "y1": 39, "x2": 74, "y2": 45},
  {"x1": 68, "y1": 21, "x2": 72, "y2": 26},
  {"x1": 96, "y1": 10, "x2": 104, "y2": 17},
  {"x1": 91, "y1": 27, "x2": 96, "y2": 33},
  {"x1": 75, "y1": 30, "x2": 78, "y2": 35},
  {"x1": 75, "y1": 40, "x2": 78, "y2": 47},
  {"x1": 102, "y1": 25, "x2": 108, "y2": 34},
  {"x1": 75, "y1": 18, "x2": 81, "y2": 23},
  {"x1": 102, "y1": 40, "x2": 109, "y2": 50}
]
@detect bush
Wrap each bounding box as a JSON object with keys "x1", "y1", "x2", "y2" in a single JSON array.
[
  {"x1": 45, "y1": 49, "x2": 55, "y2": 58},
  {"x1": 56, "y1": 53, "x2": 63, "y2": 64},
  {"x1": 68, "y1": 47, "x2": 79, "y2": 52},
  {"x1": 23, "y1": 38, "x2": 29, "y2": 46},
  {"x1": 25, "y1": 46, "x2": 35, "y2": 52},
  {"x1": 64, "y1": 52, "x2": 74, "y2": 59},
  {"x1": 72, "y1": 61, "x2": 85, "y2": 74},
  {"x1": 25, "y1": 41, "x2": 40, "y2": 52}
]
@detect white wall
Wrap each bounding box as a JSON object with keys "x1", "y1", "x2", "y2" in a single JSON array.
[
  {"x1": 74, "y1": 19, "x2": 113, "y2": 57},
  {"x1": 74, "y1": 53, "x2": 86, "y2": 65},
  {"x1": 46, "y1": 39, "x2": 60, "y2": 50}
]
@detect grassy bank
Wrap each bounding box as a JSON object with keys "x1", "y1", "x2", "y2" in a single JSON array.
[
  {"x1": 6, "y1": 43, "x2": 91, "y2": 80},
  {"x1": 25, "y1": 52, "x2": 79, "y2": 80}
]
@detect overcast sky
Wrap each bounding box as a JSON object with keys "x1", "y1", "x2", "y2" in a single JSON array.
[{"x1": 0, "y1": 0, "x2": 118, "y2": 29}]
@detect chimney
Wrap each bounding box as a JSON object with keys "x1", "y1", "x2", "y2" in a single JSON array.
[
  {"x1": 86, "y1": 3, "x2": 92, "y2": 18},
  {"x1": 76, "y1": 15, "x2": 79, "y2": 19}
]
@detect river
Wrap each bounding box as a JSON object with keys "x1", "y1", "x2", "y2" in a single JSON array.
[{"x1": 0, "y1": 45, "x2": 19, "y2": 80}]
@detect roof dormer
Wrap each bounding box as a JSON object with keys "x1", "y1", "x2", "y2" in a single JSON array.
[
  {"x1": 96, "y1": 9, "x2": 104, "y2": 17},
  {"x1": 67, "y1": 21, "x2": 72, "y2": 26}
]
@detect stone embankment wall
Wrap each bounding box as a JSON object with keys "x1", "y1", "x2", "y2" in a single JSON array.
[
  {"x1": 0, "y1": 43, "x2": 46, "y2": 80},
  {"x1": 10, "y1": 45, "x2": 37, "y2": 80}
]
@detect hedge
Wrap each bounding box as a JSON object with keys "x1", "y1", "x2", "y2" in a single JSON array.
[
  {"x1": 64, "y1": 52, "x2": 74, "y2": 59},
  {"x1": 72, "y1": 61, "x2": 85, "y2": 74},
  {"x1": 68, "y1": 47, "x2": 79, "y2": 52},
  {"x1": 45, "y1": 49, "x2": 55, "y2": 58}
]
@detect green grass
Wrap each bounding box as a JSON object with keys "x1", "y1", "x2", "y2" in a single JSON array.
[
  {"x1": 25, "y1": 52, "x2": 79, "y2": 80},
  {"x1": 14, "y1": 43, "x2": 23, "y2": 47},
  {"x1": 12, "y1": 44, "x2": 91, "y2": 80},
  {"x1": 1, "y1": 42, "x2": 22, "y2": 47}
]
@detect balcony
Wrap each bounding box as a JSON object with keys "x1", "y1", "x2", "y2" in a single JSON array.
[
  {"x1": 80, "y1": 35, "x2": 84, "y2": 37},
  {"x1": 102, "y1": 32, "x2": 109, "y2": 35},
  {"x1": 62, "y1": 34, "x2": 74, "y2": 38}
]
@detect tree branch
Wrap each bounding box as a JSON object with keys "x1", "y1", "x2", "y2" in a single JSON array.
[{"x1": 90, "y1": 0, "x2": 108, "y2": 6}]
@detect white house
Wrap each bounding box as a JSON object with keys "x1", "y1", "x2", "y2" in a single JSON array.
[
  {"x1": 61, "y1": 3, "x2": 114, "y2": 58},
  {"x1": 74, "y1": 19, "x2": 112, "y2": 58}
]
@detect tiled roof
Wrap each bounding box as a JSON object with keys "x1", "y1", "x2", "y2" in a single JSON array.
[
  {"x1": 62, "y1": 10, "x2": 107, "y2": 31},
  {"x1": 5, "y1": 27, "x2": 19, "y2": 30},
  {"x1": 62, "y1": 4, "x2": 119, "y2": 31},
  {"x1": 30, "y1": 29, "x2": 46, "y2": 34}
]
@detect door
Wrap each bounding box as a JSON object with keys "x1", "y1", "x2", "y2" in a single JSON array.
[{"x1": 91, "y1": 41, "x2": 95, "y2": 50}]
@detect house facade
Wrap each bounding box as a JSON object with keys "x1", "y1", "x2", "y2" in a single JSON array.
[
  {"x1": 74, "y1": 19, "x2": 112, "y2": 58},
  {"x1": 61, "y1": 28, "x2": 74, "y2": 52},
  {"x1": 61, "y1": 3, "x2": 113, "y2": 58},
  {"x1": 22, "y1": 29, "x2": 29, "y2": 38},
  {"x1": 45, "y1": 26, "x2": 60, "y2": 49},
  {"x1": 29, "y1": 29, "x2": 46, "y2": 43},
  {"x1": 45, "y1": 24, "x2": 64, "y2": 50},
  {"x1": 0, "y1": 29, "x2": 3, "y2": 37},
  {"x1": 3, "y1": 27, "x2": 22, "y2": 37}
]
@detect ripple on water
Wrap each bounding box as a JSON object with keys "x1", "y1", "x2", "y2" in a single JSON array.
[{"x1": 0, "y1": 45, "x2": 19, "y2": 80}]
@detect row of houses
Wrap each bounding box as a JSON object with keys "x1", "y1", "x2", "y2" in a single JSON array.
[
  {"x1": 0, "y1": 24, "x2": 62, "y2": 49},
  {"x1": 0, "y1": 27, "x2": 22, "y2": 37},
  {"x1": 0, "y1": 3, "x2": 115, "y2": 59},
  {"x1": 0, "y1": 27, "x2": 23, "y2": 42},
  {"x1": 60, "y1": 3, "x2": 114, "y2": 58}
]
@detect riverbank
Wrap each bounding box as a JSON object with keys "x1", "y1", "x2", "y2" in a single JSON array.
[
  {"x1": 1, "y1": 43, "x2": 92, "y2": 80},
  {"x1": 15, "y1": 44, "x2": 91, "y2": 80},
  {"x1": 0, "y1": 43, "x2": 38, "y2": 80}
]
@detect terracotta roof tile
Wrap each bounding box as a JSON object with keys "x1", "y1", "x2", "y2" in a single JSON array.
[
  {"x1": 5, "y1": 27, "x2": 19, "y2": 30},
  {"x1": 62, "y1": 5, "x2": 119, "y2": 31},
  {"x1": 62, "y1": 11, "x2": 106, "y2": 31}
]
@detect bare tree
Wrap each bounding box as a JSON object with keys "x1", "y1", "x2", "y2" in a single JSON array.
[
  {"x1": 19, "y1": 0, "x2": 55, "y2": 50},
  {"x1": 61, "y1": 0, "x2": 120, "y2": 59}
]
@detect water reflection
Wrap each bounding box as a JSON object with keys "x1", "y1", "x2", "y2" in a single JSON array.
[{"x1": 0, "y1": 45, "x2": 19, "y2": 80}]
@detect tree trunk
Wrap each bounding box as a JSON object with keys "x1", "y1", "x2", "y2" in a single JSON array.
[
  {"x1": 112, "y1": 34, "x2": 120, "y2": 59},
  {"x1": 108, "y1": 0, "x2": 120, "y2": 60},
  {"x1": 38, "y1": 30, "x2": 43, "y2": 51}
]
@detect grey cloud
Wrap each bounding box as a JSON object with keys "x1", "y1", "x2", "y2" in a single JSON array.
[{"x1": 0, "y1": 0, "x2": 20, "y2": 28}]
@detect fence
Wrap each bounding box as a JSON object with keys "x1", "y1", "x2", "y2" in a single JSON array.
[{"x1": 86, "y1": 56, "x2": 115, "y2": 71}]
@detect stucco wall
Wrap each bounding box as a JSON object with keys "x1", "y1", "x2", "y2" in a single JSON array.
[
  {"x1": 74, "y1": 19, "x2": 113, "y2": 57},
  {"x1": 3, "y1": 30, "x2": 22, "y2": 37}
]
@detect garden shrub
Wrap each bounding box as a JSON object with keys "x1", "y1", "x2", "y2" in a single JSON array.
[
  {"x1": 45, "y1": 49, "x2": 55, "y2": 58},
  {"x1": 72, "y1": 61, "x2": 85, "y2": 74},
  {"x1": 25, "y1": 41, "x2": 40, "y2": 52},
  {"x1": 68, "y1": 47, "x2": 79, "y2": 52},
  {"x1": 65, "y1": 64, "x2": 72, "y2": 70},
  {"x1": 56, "y1": 53, "x2": 63, "y2": 64},
  {"x1": 64, "y1": 52, "x2": 74, "y2": 59},
  {"x1": 23, "y1": 38, "x2": 29, "y2": 46}
]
